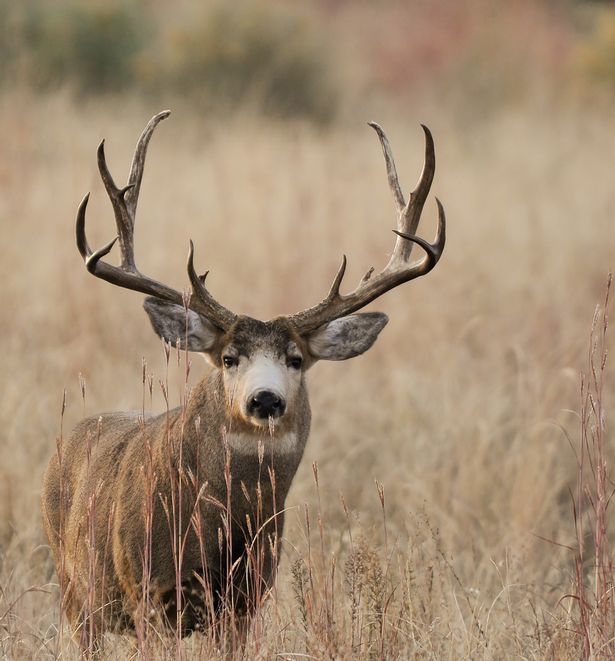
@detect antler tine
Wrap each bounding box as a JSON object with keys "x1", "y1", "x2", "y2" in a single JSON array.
[
  {"x1": 96, "y1": 110, "x2": 170, "y2": 272},
  {"x1": 389, "y1": 124, "x2": 435, "y2": 265},
  {"x1": 97, "y1": 141, "x2": 135, "y2": 271},
  {"x1": 76, "y1": 193, "x2": 93, "y2": 260},
  {"x1": 368, "y1": 122, "x2": 435, "y2": 266},
  {"x1": 368, "y1": 121, "x2": 405, "y2": 213},
  {"x1": 187, "y1": 241, "x2": 236, "y2": 330},
  {"x1": 76, "y1": 111, "x2": 237, "y2": 331},
  {"x1": 125, "y1": 110, "x2": 171, "y2": 220},
  {"x1": 289, "y1": 124, "x2": 445, "y2": 334},
  {"x1": 393, "y1": 194, "x2": 446, "y2": 271}
]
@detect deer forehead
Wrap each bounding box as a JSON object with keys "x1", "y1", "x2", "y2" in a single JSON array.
[{"x1": 223, "y1": 317, "x2": 304, "y2": 358}]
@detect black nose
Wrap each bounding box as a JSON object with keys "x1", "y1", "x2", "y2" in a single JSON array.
[{"x1": 247, "y1": 390, "x2": 286, "y2": 419}]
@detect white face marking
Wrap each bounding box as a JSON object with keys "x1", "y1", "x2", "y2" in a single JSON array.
[
  {"x1": 222, "y1": 347, "x2": 303, "y2": 427},
  {"x1": 242, "y1": 354, "x2": 286, "y2": 401}
]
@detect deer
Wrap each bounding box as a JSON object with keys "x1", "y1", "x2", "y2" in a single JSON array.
[{"x1": 41, "y1": 111, "x2": 445, "y2": 647}]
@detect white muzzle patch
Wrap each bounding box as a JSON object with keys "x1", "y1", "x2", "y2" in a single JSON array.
[
  {"x1": 241, "y1": 353, "x2": 288, "y2": 421},
  {"x1": 243, "y1": 354, "x2": 285, "y2": 398}
]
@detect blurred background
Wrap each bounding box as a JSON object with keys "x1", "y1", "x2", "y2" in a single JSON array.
[
  {"x1": 2, "y1": 0, "x2": 615, "y2": 122},
  {"x1": 1, "y1": 0, "x2": 615, "y2": 657}
]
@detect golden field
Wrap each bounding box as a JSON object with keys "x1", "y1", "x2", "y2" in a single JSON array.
[
  {"x1": 1, "y1": 3, "x2": 615, "y2": 657},
  {"x1": 0, "y1": 89, "x2": 612, "y2": 658}
]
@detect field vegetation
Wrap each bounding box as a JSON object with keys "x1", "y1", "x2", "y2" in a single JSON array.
[{"x1": 1, "y1": 0, "x2": 615, "y2": 658}]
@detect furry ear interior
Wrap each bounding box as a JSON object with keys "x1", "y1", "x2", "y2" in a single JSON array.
[
  {"x1": 306, "y1": 312, "x2": 388, "y2": 361},
  {"x1": 143, "y1": 297, "x2": 222, "y2": 352}
]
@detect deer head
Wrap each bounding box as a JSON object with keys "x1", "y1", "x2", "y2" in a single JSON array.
[{"x1": 76, "y1": 111, "x2": 445, "y2": 430}]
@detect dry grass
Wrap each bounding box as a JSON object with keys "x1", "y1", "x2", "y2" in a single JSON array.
[{"x1": 0, "y1": 88, "x2": 614, "y2": 658}]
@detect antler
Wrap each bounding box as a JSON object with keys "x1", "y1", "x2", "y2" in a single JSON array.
[
  {"x1": 289, "y1": 123, "x2": 445, "y2": 334},
  {"x1": 76, "y1": 111, "x2": 236, "y2": 331}
]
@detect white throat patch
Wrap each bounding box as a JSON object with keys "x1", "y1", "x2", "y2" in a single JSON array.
[{"x1": 223, "y1": 431, "x2": 299, "y2": 456}]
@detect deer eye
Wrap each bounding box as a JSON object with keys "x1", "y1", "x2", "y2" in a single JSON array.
[
  {"x1": 223, "y1": 356, "x2": 238, "y2": 368},
  {"x1": 287, "y1": 356, "x2": 303, "y2": 370}
]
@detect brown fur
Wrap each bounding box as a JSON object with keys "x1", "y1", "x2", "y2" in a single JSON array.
[
  {"x1": 41, "y1": 316, "x2": 311, "y2": 641},
  {"x1": 42, "y1": 114, "x2": 436, "y2": 647}
]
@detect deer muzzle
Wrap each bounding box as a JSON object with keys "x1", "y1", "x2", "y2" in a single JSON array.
[{"x1": 247, "y1": 390, "x2": 286, "y2": 420}]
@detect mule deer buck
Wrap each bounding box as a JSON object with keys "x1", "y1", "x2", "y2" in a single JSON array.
[{"x1": 41, "y1": 111, "x2": 445, "y2": 645}]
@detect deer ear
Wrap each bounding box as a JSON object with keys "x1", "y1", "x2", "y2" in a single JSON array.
[
  {"x1": 306, "y1": 312, "x2": 388, "y2": 361},
  {"x1": 143, "y1": 297, "x2": 222, "y2": 352}
]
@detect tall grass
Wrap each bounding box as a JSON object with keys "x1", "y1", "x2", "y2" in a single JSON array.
[
  {"x1": 570, "y1": 275, "x2": 614, "y2": 659},
  {"x1": 0, "y1": 90, "x2": 613, "y2": 657}
]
